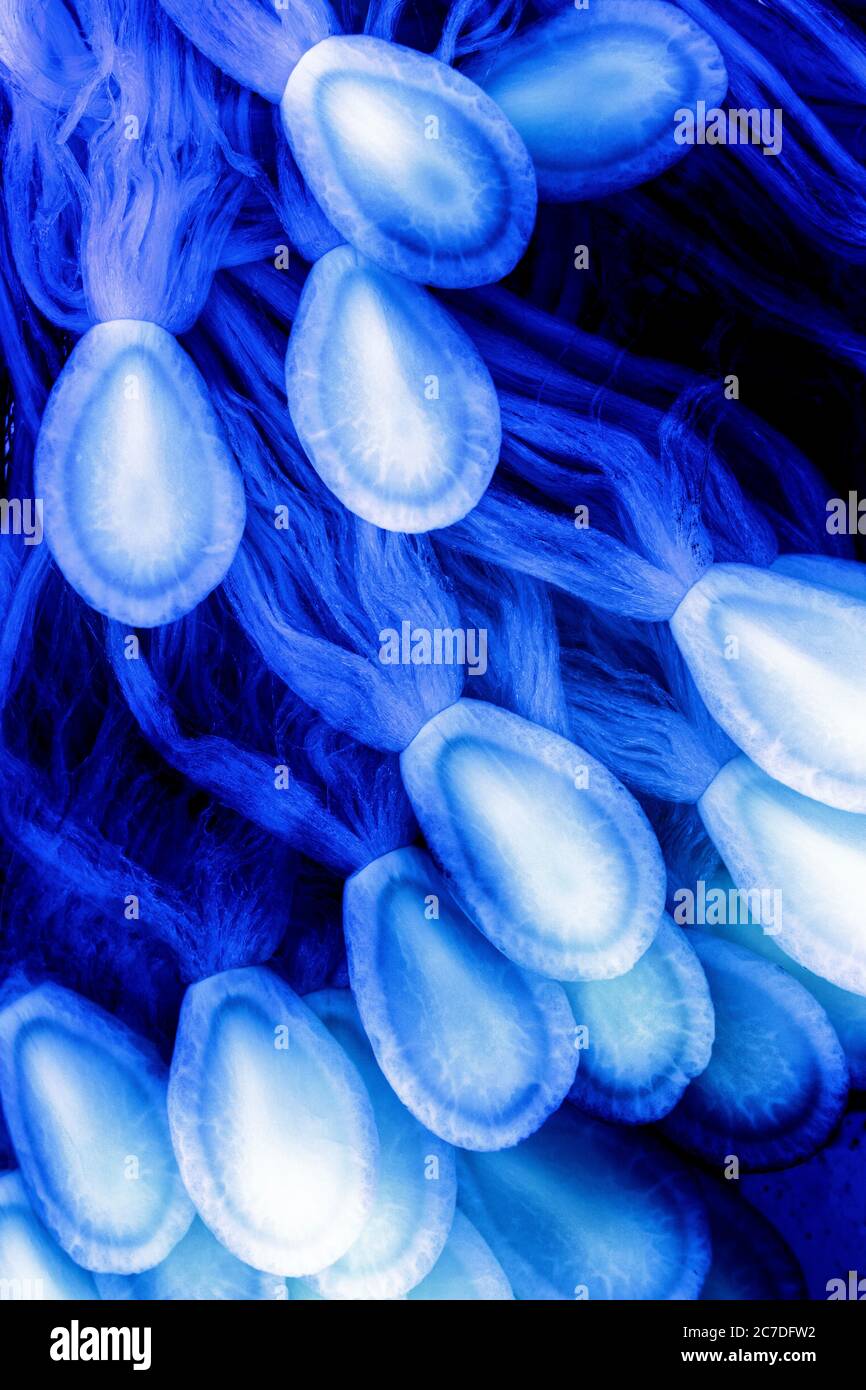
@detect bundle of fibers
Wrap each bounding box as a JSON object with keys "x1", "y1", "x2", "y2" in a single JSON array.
[
  {"x1": 2, "y1": 0, "x2": 865, "y2": 1303},
  {"x1": 1, "y1": 0, "x2": 254, "y2": 625}
]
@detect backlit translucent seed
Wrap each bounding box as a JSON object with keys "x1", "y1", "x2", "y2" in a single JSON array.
[
  {"x1": 0, "y1": 984, "x2": 193, "y2": 1274},
  {"x1": 0, "y1": 1170, "x2": 99, "y2": 1300},
  {"x1": 35, "y1": 320, "x2": 245, "y2": 627},
  {"x1": 302, "y1": 988, "x2": 456, "y2": 1300},
  {"x1": 167, "y1": 967, "x2": 378, "y2": 1278},
  {"x1": 280, "y1": 35, "x2": 536, "y2": 288},
  {"x1": 699, "y1": 755, "x2": 866, "y2": 998},
  {"x1": 400, "y1": 699, "x2": 665, "y2": 981},
  {"x1": 696, "y1": 1177, "x2": 806, "y2": 1301},
  {"x1": 468, "y1": 0, "x2": 727, "y2": 201},
  {"x1": 459, "y1": 1107, "x2": 710, "y2": 1300},
  {"x1": 563, "y1": 917, "x2": 714, "y2": 1123},
  {"x1": 407, "y1": 1211, "x2": 512, "y2": 1300},
  {"x1": 671, "y1": 563, "x2": 866, "y2": 813},
  {"x1": 344, "y1": 847, "x2": 577, "y2": 1150},
  {"x1": 663, "y1": 933, "x2": 848, "y2": 1169},
  {"x1": 94, "y1": 1218, "x2": 286, "y2": 1301},
  {"x1": 294, "y1": 1216, "x2": 513, "y2": 1300},
  {"x1": 696, "y1": 870, "x2": 866, "y2": 1086},
  {"x1": 285, "y1": 245, "x2": 501, "y2": 532}
]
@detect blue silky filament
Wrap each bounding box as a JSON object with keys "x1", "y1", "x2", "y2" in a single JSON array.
[
  {"x1": 407, "y1": 1210, "x2": 513, "y2": 1301},
  {"x1": 344, "y1": 846, "x2": 577, "y2": 1151},
  {"x1": 459, "y1": 1107, "x2": 711, "y2": 1300},
  {"x1": 3, "y1": 0, "x2": 865, "y2": 1306},
  {"x1": 0, "y1": 1170, "x2": 100, "y2": 1300},
  {"x1": 280, "y1": 35, "x2": 537, "y2": 288},
  {"x1": 698, "y1": 755, "x2": 866, "y2": 998},
  {"x1": 671, "y1": 563, "x2": 866, "y2": 814},
  {"x1": 563, "y1": 916, "x2": 715, "y2": 1124},
  {"x1": 662, "y1": 934, "x2": 848, "y2": 1170},
  {"x1": 166, "y1": 967, "x2": 379, "y2": 1278},
  {"x1": 448, "y1": 402, "x2": 866, "y2": 825},
  {"x1": 35, "y1": 320, "x2": 246, "y2": 628},
  {"x1": 302, "y1": 988, "x2": 457, "y2": 1301},
  {"x1": 0, "y1": 983, "x2": 194, "y2": 1274},
  {"x1": 468, "y1": 0, "x2": 727, "y2": 201},
  {"x1": 400, "y1": 699, "x2": 666, "y2": 981},
  {"x1": 285, "y1": 246, "x2": 501, "y2": 533},
  {"x1": 156, "y1": 0, "x2": 335, "y2": 105},
  {"x1": 95, "y1": 1219, "x2": 285, "y2": 1302},
  {"x1": 276, "y1": 136, "x2": 344, "y2": 264},
  {"x1": 2, "y1": 0, "x2": 251, "y2": 629},
  {"x1": 565, "y1": 630, "x2": 866, "y2": 1026}
]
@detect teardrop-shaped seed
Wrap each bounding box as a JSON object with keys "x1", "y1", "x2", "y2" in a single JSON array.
[
  {"x1": 303, "y1": 988, "x2": 456, "y2": 1299},
  {"x1": 35, "y1": 320, "x2": 245, "y2": 627},
  {"x1": 0, "y1": 984, "x2": 193, "y2": 1273},
  {"x1": 662, "y1": 933, "x2": 848, "y2": 1169},
  {"x1": 94, "y1": 1218, "x2": 286, "y2": 1301},
  {"x1": 563, "y1": 916, "x2": 714, "y2": 1123},
  {"x1": 671, "y1": 563, "x2": 866, "y2": 813},
  {"x1": 286, "y1": 246, "x2": 500, "y2": 532},
  {"x1": 280, "y1": 35, "x2": 536, "y2": 287},
  {"x1": 344, "y1": 846, "x2": 577, "y2": 1149},
  {"x1": 699, "y1": 755, "x2": 866, "y2": 998},
  {"x1": 459, "y1": 1107, "x2": 710, "y2": 1300},
  {"x1": 401, "y1": 699, "x2": 665, "y2": 980},
  {"x1": 0, "y1": 1170, "x2": 100, "y2": 1299},
  {"x1": 695, "y1": 868, "x2": 866, "y2": 1086},
  {"x1": 167, "y1": 967, "x2": 378, "y2": 1277},
  {"x1": 469, "y1": 0, "x2": 727, "y2": 202},
  {"x1": 407, "y1": 1210, "x2": 512, "y2": 1300}
]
